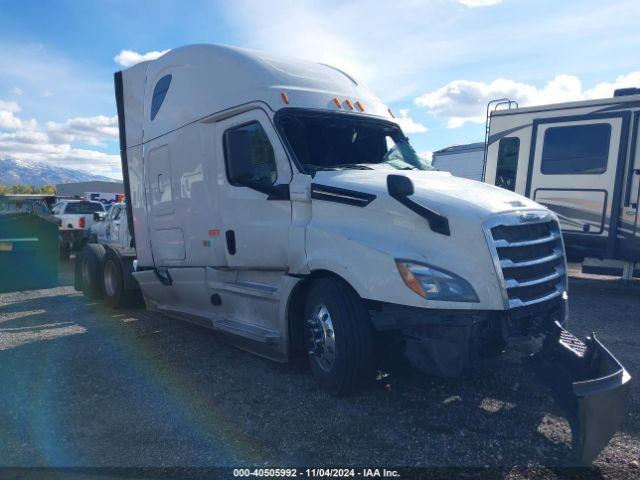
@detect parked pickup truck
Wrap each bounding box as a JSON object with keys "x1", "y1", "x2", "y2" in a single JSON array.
[
  {"x1": 76, "y1": 202, "x2": 140, "y2": 308},
  {"x1": 88, "y1": 202, "x2": 130, "y2": 247},
  {"x1": 52, "y1": 199, "x2": 106, "y2": 260},
  {"x1": 75, "y1": 44, "x2": 630, "y2": 464}
]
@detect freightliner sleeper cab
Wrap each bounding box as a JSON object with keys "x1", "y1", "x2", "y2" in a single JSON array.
[{"x1": 75, "y1": 44, "x2": 630, "y2": 464}]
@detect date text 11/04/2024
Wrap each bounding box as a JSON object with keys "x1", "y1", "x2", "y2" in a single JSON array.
[{"x1": 232, "y1": 468, "x2": 401, "y2": 477}]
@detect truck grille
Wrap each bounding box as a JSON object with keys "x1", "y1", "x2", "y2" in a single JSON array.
[{"x1": 485, "y1": 213, "x2": 567, "y2": 309}]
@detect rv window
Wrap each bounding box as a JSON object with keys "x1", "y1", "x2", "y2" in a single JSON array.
[
  {"x1": 224, "y1": 122, "x2": 277, "y2": 187},
  {"x1": 541, "y1": 123, "x2": 611, "y2": 174},
  {"x1": 495, "y1": 137, "x2": 519, "y2": 191},
  {"x1": 150, "y1": 75, "x2": 172, "y2": 121}
]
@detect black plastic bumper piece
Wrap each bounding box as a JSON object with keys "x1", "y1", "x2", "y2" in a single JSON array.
[{"x1": 535, "y1": 321, "x2": 631, "y2": 465}]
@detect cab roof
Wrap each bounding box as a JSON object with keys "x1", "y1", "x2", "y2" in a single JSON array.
[{"x1": 119, "y1": 44, "x2": 394, "y2": 147}]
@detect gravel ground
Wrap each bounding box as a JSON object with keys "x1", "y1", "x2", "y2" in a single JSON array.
[{"x1": 0, "y1": 261, "x2": 638, "y2": 479}]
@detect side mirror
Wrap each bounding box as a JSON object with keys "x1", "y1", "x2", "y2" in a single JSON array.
[
  {"x1": 93, "y1": 212, "x2": 105, "y2": 222},
  {"x1": 387, "y1": 174, "x2": 415, "y2": 197}
]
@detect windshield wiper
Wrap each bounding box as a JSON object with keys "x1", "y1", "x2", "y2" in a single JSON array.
[
  {"x1": 307, "y1": 163, "x2": 374, "y2": 171},
  {"x1": 332, "y1": 163, "x2": 374, "y2": 170}
]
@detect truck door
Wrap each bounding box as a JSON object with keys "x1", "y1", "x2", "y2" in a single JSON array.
[
  {"x1": 108, "y1": 206, "x2": 123, "y2": 245},
  {"x1": 144, "y1": 143, "x2": 185, "y2": 265},
  {"x1": 215, "y1": 109, "x2": 293, "y2": 269},
  {"x1": 526, "y1": 112, "x2": 631, "y2": 257}
]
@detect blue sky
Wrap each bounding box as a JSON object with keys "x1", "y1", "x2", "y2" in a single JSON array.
[{"x1": 1, "y1": 0, "x2": 639, "y2": 179}]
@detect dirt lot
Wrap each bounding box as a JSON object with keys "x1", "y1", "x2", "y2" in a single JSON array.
[{"x1": 0, "y1": 261, "x2": 638, "y2": 478}]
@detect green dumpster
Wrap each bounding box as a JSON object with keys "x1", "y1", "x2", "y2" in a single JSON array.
[{"x1": 0, "y1": 212, "x2": 59, "y2": 293}]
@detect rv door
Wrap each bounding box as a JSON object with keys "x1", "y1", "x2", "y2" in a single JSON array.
[{"x1": 526, "y1": 112, "x2": 631, "y2": 258}]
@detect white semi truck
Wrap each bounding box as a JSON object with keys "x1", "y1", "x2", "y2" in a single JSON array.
[{"x1": 75, "y1": 44, "x2": 629, "y2": 464}]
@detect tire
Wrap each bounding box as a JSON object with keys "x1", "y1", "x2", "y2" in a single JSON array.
[
  {"x1": 79, "y1": 243, "x2": 105, "y2": 299},
  {"x1": 73, "y1": 251, "x2": 83, "y2": 291},
  {"x1": 303, "y1": 277, "x2": 374, "y2": 396},
  {"x1": 60, "y1": 243, "x2": 71, "y2": 261},
  {"x1": 102, "y1": 250, "x2": 140, "y2": 309}
]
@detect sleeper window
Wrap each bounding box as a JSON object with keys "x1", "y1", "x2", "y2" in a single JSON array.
[
  {"x1": 495, "y1": 137, "x2": 519, "y2": 191},
  {"x1": 150, "y1": 75, "x2": 172, "y2": 121},
  {"x1": 224, "y1": 122, "x2": 277, "y2": 187},
  {"x1": 541, "y1": 123, "x2": 611, "y2": 174}
]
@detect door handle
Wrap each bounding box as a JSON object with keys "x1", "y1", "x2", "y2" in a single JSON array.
[
  {"x1": 157, "y1": 173, "x2": 164, "y2": 193},
  {"x1": 225, "y1": 230, "x2": 236, "y2": 255}
]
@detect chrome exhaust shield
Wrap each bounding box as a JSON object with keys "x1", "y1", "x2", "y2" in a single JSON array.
[{"x1": 535, "y1": 321, "x2": 631, "y2": 465}]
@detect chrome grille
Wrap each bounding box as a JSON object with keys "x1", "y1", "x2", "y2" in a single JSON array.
[{"x1": 484, "y1": 212, "x2": 567, "y2": 309}]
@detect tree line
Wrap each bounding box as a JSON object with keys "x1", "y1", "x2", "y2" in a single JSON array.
[{"x1": 0, "y1": 184, "x2": 57, "y2": 195}]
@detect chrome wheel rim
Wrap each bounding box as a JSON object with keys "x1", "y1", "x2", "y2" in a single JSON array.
[
  {"x1": 104, "y1": 261, "x2": 118, "y2": 297},
  {"x1": 306, "y1": 304, "x2": 337, "y2": 372}
]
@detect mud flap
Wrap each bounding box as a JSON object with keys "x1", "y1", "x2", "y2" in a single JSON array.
[{"x1": 534, "y1": 321, "x2": 631, "y2": 465}]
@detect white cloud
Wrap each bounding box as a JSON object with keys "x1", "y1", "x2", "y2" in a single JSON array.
[
  {"x1": 0, "y1": 99, "x2": 121, "y2": 178},
  {"x1": 45, "y1": 115, "x2": 118, "y2": 147},
  {"x1": 584, "y1": 71, "x2": 640, "y2": 100},
  {"x1": 457, "y1": 0, "x2": 502, "y2": 7},
  {"x1": 114, "y1": 49, "x2": 170, "y2": 67},
  {"x1": 414, "y1": 71, "x2": 640, "y2": 128},
  {"x1": 0, "y1": 99, "x2": 37, "y2": 131},
  {"x1": 11, "y1": 87, "x2": 23, "y2": 96},
  {"x1": 395, "y1": 109, "x2": 428, "y2": 134},
  {"x1": 0, "y1": 99, "x2": 20, "y2": 114}
]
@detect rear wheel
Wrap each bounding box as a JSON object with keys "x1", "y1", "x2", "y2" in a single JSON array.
[
  {"x1": 102, "y1": 251, "x2": 140, "y2": 309},
  {"x1": 304, "y1": 277, "x2": 374, "y2": 396},
  {"x1": 79, "y1": 243, "x2": 105, "y2": 299},
  {"x1": 60, "y1": 242, "x2": 71, "y2": 261}
]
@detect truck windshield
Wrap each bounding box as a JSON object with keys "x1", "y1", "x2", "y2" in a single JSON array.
[{"x1": 277, "y1": 110, "x2": 432, "y2": 172}]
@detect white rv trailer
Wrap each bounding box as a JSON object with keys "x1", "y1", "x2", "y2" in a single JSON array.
[
  {"x1": 73, "y1": 44, "x2": 629, "y2": 463},
  {"x1": 483, "y1": 90, "x2": 640, "y2": 269},
  {"x1": 432, "y1": 142, "x2": 485, "y2": 180}
]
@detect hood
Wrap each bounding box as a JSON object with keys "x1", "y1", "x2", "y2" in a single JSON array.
[{"x1": 312, "y1": 168, "x2": 544, "y2": 222}]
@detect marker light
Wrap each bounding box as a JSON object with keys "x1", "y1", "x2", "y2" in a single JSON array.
[
  {"x1": 355, "y1": 100, "x2": 365, "y2": 111},
  {"x1": 280, "y1": 92, "x2": 289, "y2": 104},
  {"x1": 333, "y1": 97, "x2": 342, "y2": 108},
  {"x1": 344, "y1": 99, "x2": 354, "y2": 110}
]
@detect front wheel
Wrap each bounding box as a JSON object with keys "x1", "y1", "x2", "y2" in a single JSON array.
[{"x1": 304, "y1": 277, "x2": 375, "y2": 396}]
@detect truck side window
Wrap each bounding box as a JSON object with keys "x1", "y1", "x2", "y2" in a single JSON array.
[
  {"x1": 495, "y1": 137, "x2": 520, "y2": 191},
  {"x1": 224, "y1": 121, "x2": 277, "y2": 187},
  {"x1": 541, "y1": 123, "x2": 611, "y2": 174}
]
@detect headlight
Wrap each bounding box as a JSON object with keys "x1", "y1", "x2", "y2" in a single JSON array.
[{"x1": 396, "y1": 260, "x2": 479, "y2": 302}]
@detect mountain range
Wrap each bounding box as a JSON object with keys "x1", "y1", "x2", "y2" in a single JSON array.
[{"x1": 0, "y1": 158, "x2": 119, "y2": 186}]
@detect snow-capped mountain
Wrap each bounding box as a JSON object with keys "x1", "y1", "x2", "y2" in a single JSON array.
[{"x1": 0, "y1": 158, "x2": 119, "y2": 186}]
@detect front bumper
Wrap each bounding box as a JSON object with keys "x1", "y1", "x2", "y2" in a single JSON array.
[
  {"x1": 369, "y1": 299, "x2": 630, "y2": 464},
  {"x1": 534, "y1": 321, "x2": 631, "y2": 465}
]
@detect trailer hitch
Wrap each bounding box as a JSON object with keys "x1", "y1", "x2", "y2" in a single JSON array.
[{"x1": 534, "y1": 321, "x2": 631, "y2": 465}]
